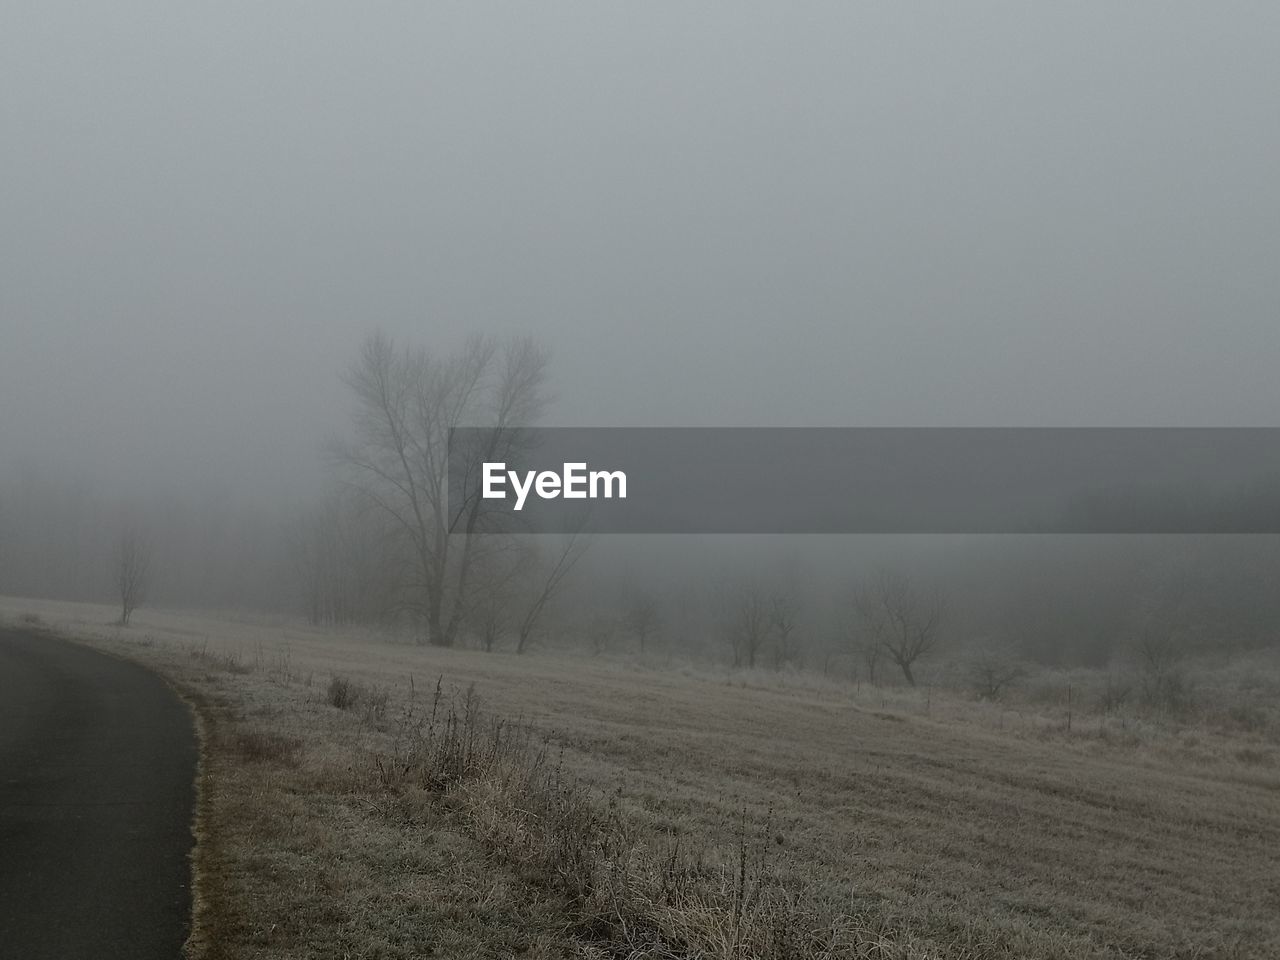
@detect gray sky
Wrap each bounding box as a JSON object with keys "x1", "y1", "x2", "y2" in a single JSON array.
[{"x1": 4, "y1": 2, "x2": 1279, "y2": 499}]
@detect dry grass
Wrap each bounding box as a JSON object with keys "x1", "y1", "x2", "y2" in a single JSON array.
[{"x1": 4, "y1": 595, "x2": 1279, "y2": 959}]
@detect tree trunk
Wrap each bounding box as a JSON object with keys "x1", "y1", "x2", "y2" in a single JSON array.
[
  {"x1": 427, "y1": 611, "x2": 450, "y2": 646},
  {"x1": 424, "y1": 586, "x2": 444, "y2": 646}
]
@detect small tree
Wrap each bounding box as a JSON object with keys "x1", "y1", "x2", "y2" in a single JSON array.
[
  {"x1": 115, "y1": 528, "x2": 152, "y2": 626},
  {"x1": 1129, "y1": 562, "x2": 1199, "y2": 714},
  {"x1": 768, "y1": 589, "x2": 800, "y2": 669},
  {"x1": 461, "y1": 537, "x2": 534, "y2": 652},
  {"x1": 718, "y1": 580, "x2": 767, "y2": 669},
  {"x1": 968, "y1": 641, "x2": 1027, "y2": 701},
  {"x1": 838, "y1": 588, "x2": 883, "y2": 685},
  {"x1": 853, "y1": 571, "x2": 944, "y2": 687},
  {"x1": 473, "y1": 587, "x2": 513, "y2": 652},
  {"x1": 623, "y1": 590, "x2": 662, "y2": 654},
  {"x1": 514, "y1": 531, "x2": 589, "y2": 655},
  {"x1": 1131, "y1": 613, "x2": 1194, "y2": 714},
  {"x1": 586, "y1": 613, "x2": 619, "y2": 656},
  {"x1": 1097, "y1": 674, "x2": 1133, "y2": 714},
  {"x1": 857, "y1": 637, "x2": 884, "y2": 686}
]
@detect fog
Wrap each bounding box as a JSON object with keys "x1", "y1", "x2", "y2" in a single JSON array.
[{"x1": 4, "y1": 3, "x2": 1280, "y2": 665}]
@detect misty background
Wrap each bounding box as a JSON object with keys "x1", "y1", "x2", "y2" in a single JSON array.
[{"x1": 4, "y1": 3, "x2": 1280, "y2": 671}]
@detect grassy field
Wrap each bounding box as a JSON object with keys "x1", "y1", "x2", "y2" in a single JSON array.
[{"x1": 4, "y1": 596, "x2": 1278, "y2": 959}]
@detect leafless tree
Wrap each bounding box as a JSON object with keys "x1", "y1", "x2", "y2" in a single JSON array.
[
  {"x1": 333, "y1": 331, "x2": 548, "y2": 646},
  {"x1": 586, "y1": 613, "x2": 619, "y2": 656},
  {"x1": 837, "y1": 588, "x2": 883, "y2": 685},
  {"x1": 853, "y1": 571, "x2": 945, "y2": 686},
  {"x1": 473, "y1": 589, "x2": 512, "y2": 652},
  {"x1": 857, "y1": 638, "x2": 884, "y2": 686},
  {"x1": 768, "y1": 588, "x2": 800, "y2": 669},
  {"x1": 623, "y1": 590, "x2": 662, "y2": 654},
  {"x1": 514, "y1": 531, "x2": 589, "y2": 654},
  {"x1": 721, "y1": 579, "x2": 770, "y2": 669},
  {"x1": 115, "y1": 527, "x2": 152, "y2": 625},
  {"x1": 968, "y1": 641, "x2": 1027, "y2": 701},
  {"x1": 1097, "y1": 674, "x2": 1133, "y2": 714},
  {"x1": 463, "y1": 537, "x2": 535, "y2": 652},
  {"x1": 1129, "y1": 564, "x2": 1199, "y2": 712}
]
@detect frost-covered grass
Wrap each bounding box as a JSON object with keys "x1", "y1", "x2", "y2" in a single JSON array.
[{"x1": 4, "y1": 595, "x2": 1278, "y2": 958}]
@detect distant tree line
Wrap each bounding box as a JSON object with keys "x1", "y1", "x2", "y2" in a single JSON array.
[{"x1": 5, "y1": 330, "x2": 1280, "y2": 681}]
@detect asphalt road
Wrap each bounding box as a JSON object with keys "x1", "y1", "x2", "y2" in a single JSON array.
[{"x1": 0, "y1": 627, "x2": 196, "y2": 959}]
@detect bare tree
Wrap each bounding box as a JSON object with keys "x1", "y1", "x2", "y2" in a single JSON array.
[
  {"x1": 586, "y1": 613, "x2": 619, "y2": 656},
  {"x1": 623, "y1": 590, "x2": 662, "y2": 654},
  {"x1": 768, "y1": 588, "x2": 800, "y2": 670},
  {"x1": 115, "y1": 527, "x2": 152, "y2": 626},
  {"x1": 1129, "y1": 564, "x2": 1199, "y2": 712},
  {"x1": 333, "y1": 331, "x2": 548, "y2": 646},
  {"x1": 473, "y1": 587, "x2": 514, "y2": 652},
  {"x1": 1121, "y1": 555, "x2": 1208, "y2": 716},
  {"x1": 838, "y1": 590, "x2": 883, "y2": 685},
  {"x1": 514, "y1": 531, "x2": 589, "y2": 654},
  {"x1": 853, "y1": 571, "x2": 945, "y2": 687},
  {"x1": 1097, "y1": 674, "x2": 1133, "y2": 714},
  {"x1": 463, "y1": 538, "x2": 535, "y2": 652},
  {"x1": 968, "y1": 641, "x2": 1027, "y2": 701},
  {"x1": 829, "y1": 583, "x2": 880, "y2": 686},
  {"x1": 721, "y1": 579, "x2": 770, "y2": 669},
  {"x1": 857, "y1": 637, "x2": 884, "y2": 686}
]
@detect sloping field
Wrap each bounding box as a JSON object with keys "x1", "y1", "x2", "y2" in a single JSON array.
[{"x1": 4, "y1": 596, "x2": 1278, "y2": 958}]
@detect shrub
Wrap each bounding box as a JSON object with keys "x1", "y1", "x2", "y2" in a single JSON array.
[
  {"x1": 967, "y1": 646, "x2": 1027, "y2": 701},
  {"x1": 362, "y1": 678, "x2": 923, "y2": 959},
  {"x1": 327, "y1": 675, "x2": 357, "y2": 710},
  {"x1": 1097, "y1": 674, "x2": 1133, "y2": 714}
]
